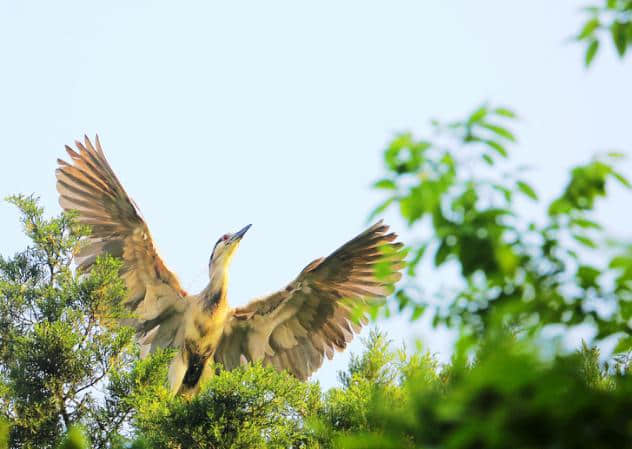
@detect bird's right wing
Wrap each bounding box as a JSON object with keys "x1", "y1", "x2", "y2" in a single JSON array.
[
  {"x1": 214, "y1": 221, "x2": 404, "y2": 380},
  {"x1": 56, "y1": 136, "x2": 188, "y2": 355}
]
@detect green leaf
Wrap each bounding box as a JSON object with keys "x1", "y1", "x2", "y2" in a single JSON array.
[
  {"x1": 570, "y1": 217, "x2": 602, "y2": 229},
  {"x1": 578, "y1": 18, "x2": 600, "y2": 40},
  {"x1": 577, "y1": 265, "x2": 600, "y2": 289},
  {"x1": 493, "y1": 107, "x2": 517, "y2": 119},
  {"x1": 482, "y1": 154, "x2": 494, "y2": 166},
  {"x1": 368, "y1": 198, "x2": 394, "y2": 221},
  {"x1": 612, "y1": 171, "x2": 632, "y2": 188},
  {"x1": 611, "y1": 22, "x2": 628, "y2": 57},
  {"x1": 585, "y1": 39, "x2": 600, "y2": 67},
  {"x1": 407, "y1": 243, "x2": 428, "y2": 276},
  {"x1": 411, "y1": 305, "x2": 425, "y2": 321},
  {"x1": 614, "y1": 335, "x2": 632, "y2": 353},
  {"x1": 480, "y1": 122, "x2": 516, "y2": 142},
  {"x1": 483, "y1": 139, "x2": 508, "y2": 157},
  {"x1": 373, "y1": 179, "x2": 397, "y2": 190},
  {"x1": 573, "y1": 234, "x2": 597, "y2": 248},
  {"x1": 516, "y1": 181, "x2": 538, "y2": 200},
  {"x1": 434, "y1": 240, "x2": 451, "y2": 266},
  {"x1": 468, "y1": 105, "x2": 488, "y2": 124}
]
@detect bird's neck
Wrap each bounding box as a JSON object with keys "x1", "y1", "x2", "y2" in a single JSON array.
[{"x1": 202, "y1": 265, "x2": 229, "y2": 311}]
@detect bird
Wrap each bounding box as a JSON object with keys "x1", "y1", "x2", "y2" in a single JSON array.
[{"x1": 55, "y1": 135, "x2": 405, "y2": 395}]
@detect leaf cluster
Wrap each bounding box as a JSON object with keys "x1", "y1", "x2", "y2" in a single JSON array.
[{"x1": 577, "y1": 0, "x2": 632, "y2": 66}]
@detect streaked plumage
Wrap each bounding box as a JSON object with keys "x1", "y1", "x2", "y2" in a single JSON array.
[{"x1": 56, "y1": 135, "x2": 405, "y2": 395}]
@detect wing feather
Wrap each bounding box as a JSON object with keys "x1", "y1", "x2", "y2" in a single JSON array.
[
  {"x1": 56, "y1": 135, "x2": 187, "y2": 354},
  {"x1": 214, "y1": 221, "x2": 404, "y2": 380}
]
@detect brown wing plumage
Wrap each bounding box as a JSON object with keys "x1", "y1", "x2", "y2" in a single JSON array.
[
  {"x1": 56, "y1": 135, "x2": 187, "y2": 354},
  {"x1": 214, "y1": 221, "x2": 404, "y2": 380}
]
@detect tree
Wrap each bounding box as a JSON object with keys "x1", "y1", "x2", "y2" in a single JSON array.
[
  {"x1": 134, "y1": 363, "x2": 321, "y2": 449},
  {"x1": 0, "y1": 195, "x2": 167, "y2": 449}
]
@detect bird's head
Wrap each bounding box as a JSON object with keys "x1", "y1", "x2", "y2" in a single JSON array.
[{"x1": 209, "y1": 224, "x2": 251, "y2": 275}]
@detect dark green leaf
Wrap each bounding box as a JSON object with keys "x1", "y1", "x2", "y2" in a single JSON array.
[
  {"x1": 611, "y1": 22, "x2": 628, "y2": 57},
  {"x1": 614, "y1": 335, "x2": 632, "y2": 353}
]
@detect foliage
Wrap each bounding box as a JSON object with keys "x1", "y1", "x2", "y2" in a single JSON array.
[
  {"x1": 577, "y1": 0, "x2": 632, "y2": 66},
  {"x1": 315, "y1": 330, "x2": 444, "y2": 445},
  {"x1": 371, "y1": 104, "x2": 632, "y2": 354},
  {"x1": 0, "y1": 196, "x2": 167, "y2": 449},
  {"x1": 336, "y1": 336, "x2": 632, "y2": 449},
  {"x1": 134, "y1": 362, "x2": 321, "y2": 449}
]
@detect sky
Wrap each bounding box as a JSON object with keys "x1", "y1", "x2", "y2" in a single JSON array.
[{"x1": 1, "y1": 1, "x2": 631, "y2": 389}]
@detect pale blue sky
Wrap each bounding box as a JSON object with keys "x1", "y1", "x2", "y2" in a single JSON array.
[{"x1": 1, "y1": 1, "x2": 630, "y2": 389}]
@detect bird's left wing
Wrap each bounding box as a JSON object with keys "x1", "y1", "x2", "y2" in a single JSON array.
[
  {"x1": 214, "y1": 221, "x2": 404, "y2": 380},
  {"x1": 56, "y1": 136, "x2": 187, "y2": 355}
]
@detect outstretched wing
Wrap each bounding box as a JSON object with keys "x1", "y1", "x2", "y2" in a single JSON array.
[
  {"x1": 214, "y1": 221, "x2": 404, "y2": 380},
  {"x1": 56, "y1": 135, "x2": 187, "y2": 355}
]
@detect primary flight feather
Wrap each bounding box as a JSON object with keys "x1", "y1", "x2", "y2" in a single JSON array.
[{"x1": 56, "y1": 135, "x2": 405, "y2": 395}]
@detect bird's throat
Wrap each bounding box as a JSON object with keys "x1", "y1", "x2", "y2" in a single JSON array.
[{"x1": 203, "y1": 266, "x2": 229, "y2": 311}]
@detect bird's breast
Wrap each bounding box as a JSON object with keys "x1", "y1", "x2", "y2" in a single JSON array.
[{"x1": 183, "y1": 297, "x2": 229, "y2": 356}]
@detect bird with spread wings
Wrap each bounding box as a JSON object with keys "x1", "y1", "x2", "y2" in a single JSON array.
[{"x1": 56, "y1": 136, "x2": 405, "y2": 395}]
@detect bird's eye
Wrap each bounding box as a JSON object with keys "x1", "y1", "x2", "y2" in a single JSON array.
[{"x1": 222, "y1": 234, "x2": 230, "y2": 241}]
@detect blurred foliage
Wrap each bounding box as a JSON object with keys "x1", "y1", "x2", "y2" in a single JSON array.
[
  {"x1": 371, "y1": 103, "x2": 632, "y2": 354},
  {"x1": 577, "y1": 0, "x2": 632, "y2": 66},
  {"x1": 56, "y1": 426, "x2": 89, "y2": 449},
  {"x1": 336, "y1": 335, "x2": 632, "y2": 449},
  {"x1": 0, "y1": 196, "x2": 168, "y2": 449}
]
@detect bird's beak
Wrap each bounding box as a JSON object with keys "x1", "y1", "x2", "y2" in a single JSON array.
[{"x1": 230, "y1": 224, "x2": 251, "y2": 243}]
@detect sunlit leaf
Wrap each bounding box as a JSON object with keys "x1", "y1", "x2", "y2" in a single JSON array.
[
  {"x1": 373, "y1": 179, "x2": 397, "y2": 190},
  {"x1": 585, "y1": 39, "x2": 600, "y2": 66},
  {"x1": 483, "y1": 139, "x2": 508, "y2": 157},
  {"x1": 468, "y1": 105, "x2": 488, "y2": 124},
  {"x1": 480, "y1": 122, "x2": 516, "y2": 142},
  {"x1": 570, "y1": 217, "x2": 602, "y2": 229},
  {"x1": 517, "y1": 181, "x2": 538, "y2": 200},
  {"x1": 578, "y1": 18, "x2": 600, "y2": 40},
  {"x1": 573, "y1": 234, "x2": 597, "y2": 248},
  {"x1": 368, "y1": 198, "x2": 394, "y2": 221},
  {"x1": 612, "y1": 171, "x2": 632, "y2": 188},
  {"x1": 493, "y1": 107, "x2": 517, "y2": 118}
]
